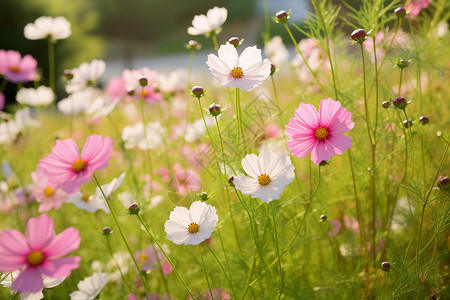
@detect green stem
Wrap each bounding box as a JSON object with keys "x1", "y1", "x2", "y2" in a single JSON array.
[
  {"x1": 348, "y1": 149, "x2": 365, "y2": 254},
  {"x1": 105, "y1": 235, "x2": 132, "y2": 294},
  {"x1": 283, "y1": 23, "x2": 325, "y2": 91},
  {"x1": 263, "y1": 0, "x2": 270, "y2": 42},
  {"x1": 205, "y1": 243, "x2": 236, "y2": 299},
  {"x1": 135, "y1": 214, "x2": 196, "y2": 299},
  {"x1": 92, "y1": 174, "x2": 148, "y2": 295},
  {"x1": 398, "y1": 68, "x2": 403, "y2": 97},
  {"x1": 415, "y1": 140, "x2": 450, "y2": 287},
  {"x1": 289, "y1": 166, "x2": 321, "y2": 247},
  {"x1": 47, "y1": 39, "x2": 55, "y2": 93},
  {"x1": 360, "y1": 44, "x2": 374, "y2": 145},
  {"x1": 139, "y1": 87, "x2": 153, "y2": 197},
  {"x1": 235, "y1": 88, "x2": 246, "y2": 151},
  {"x1": 372, "y1": 36, "x2": 380, "y2": 134},
  {"x1": 403, "y1": 109, "x2": 415, "y2": 176},
  {"x1": 211, "y1": 32, "x2": 219, "y2": 51},
  {"x1": 271, "y1": 201, "x2": 283, "y2": 299},
  {"x1": 198, "y1": 244, "x2": 214, "y2": 300}
]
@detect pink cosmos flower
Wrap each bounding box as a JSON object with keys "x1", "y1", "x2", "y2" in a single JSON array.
[
  {"x1": 0, "y1": 50, "x2": 37, "y2": 83},
  {"x1": 38, "y1": 134, "x2": 113, "y2": 194},
  {"x1": 106, "y1": 76, "x2": 127, "y2": 101},
  {"x1": 122, "y1": 67, "x2": 162, "y2": 104},
  {"x1": 135, "y1": 244, "x2": 173, "y2": 275},
  {"x1": 0, "y1": 214, "x2": 81, "y2": 293},
  {"x1": 406, "y1": 0, "x2": 432, "y2": 19},
  {"x1": 206, "y1": 42, "x2": 271, "y2": 91},
  {"x1": 31, "y1": 168, "x2": 69, "y2": 212},
  {"x1": 286, "y1": 98, "x2": 355, "y2": 165}
]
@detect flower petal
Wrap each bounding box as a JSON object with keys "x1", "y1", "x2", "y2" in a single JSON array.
[
  {"x1": 26, "y1": 214, "x2": 54, "y2": 251},
  {"x1": 42, "y1": 227, "x2": 80, "y2": 259},
  {"x1": 40, "y1": 256, "x2": 81, "y2": 278},
  {"x1": 11, "y1": 267, "x2": 44, "y2": 293}
]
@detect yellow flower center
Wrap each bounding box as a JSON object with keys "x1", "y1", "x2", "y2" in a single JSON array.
[
  {"x1": 315, "y1": 127, "x2": 328, "y2": 140},
  {"x1": 44, "y1": 187, "x2": 55, "y2": 197},
  {"x1": 27, "y1": 250, "x2": 45, "y2": 266},
  {"x1": 72, "y1": 159, "x2": 86, "y2": 173},
  {"x1": 258, "y1": 173, "x2": 271, "y2": 186},
  {"x1": 231, "y1": 67, "x2": 243, "y2": 79},
  {"x1": 188, "y1": 222, "x2": 200, "y2": 234},
  {"x1": 9, "y1": 66, "x2": 20, "y2": 73},
  {"x1": 81, "y1": 193, "x2": 90, "y2": 202},
  {"x1": 140, "y1": 90, "x2": 149, "y2": 98}
]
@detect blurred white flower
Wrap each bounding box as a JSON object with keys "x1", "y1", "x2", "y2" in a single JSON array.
[
  {"x1": 16, "y1": 86, "x2": 55, "y2": 106},
  {"x1": 57, "y1": 88, "x2": 95, "y2": 115},
  {"x1": 14, "y1": 107, "x2": 40, "y2": 130},
  {"x1": 85, "y1": 95, "x2": 120, "y2": 118},
  {"x1": 234, "y1": 150, "x2": 295, "y2": 203},
  {"x1": 0, "y1": 120, "x2": 19, "y2": 144},
  {"x1": 69, "y1": 273, "x2": 108, "y2": 300},
  {"x1": 187, "y1": 7, "x2": 227, "y2": 36},
  {"x1": 206, "y1": 42, "x2": 271, "y2": 91},
  {"x1": 122, "y1": 121, "x2": 165, "y2": 150},
  {"x1": 164, "y1": 201, "x2": 218, "y2": 245},
  {"x1": 1, "y1": 270, "x2": 65, "y2": 300},
  {"x1": 24, "y1": 16, "x2": 71, "y2": 42},
  {"x1": 436, "y1": 21, "x2": 448, "y2": 38},
  {"x1": 184, "y1": 117, "x2": 215, "y2": 142},
  {"x1": 264, "y1": 36, "x2": 289, "y2": 66},
  {"x1": 158, "y1": 69, "x2": 188, "y2": 94},
  {"x1": 66, "y1": 60, "x2": 106, "y2": 93}
]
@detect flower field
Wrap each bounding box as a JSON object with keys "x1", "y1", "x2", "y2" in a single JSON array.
[{"x1": 0, "y1": 0, "x2": 449, "y2": 299}]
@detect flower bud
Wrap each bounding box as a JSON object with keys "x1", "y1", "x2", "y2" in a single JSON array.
[
  {"x1": 102, "y1": 227, "x2": 111, "y2": 235},
  {"x1": 275, "y1": 10, "x2": 289, "y2": 23},
  {"x1": 437, "y1": 176, "x2": 450, "y2": 191},
  {"x1": 419, "y1": 116, "x2": 429, "y2": 125},
  {"x1": 351, "y1": 29, "x2": 367, "y2": 44},
  {"x1": 63, "y1": 69, "x2": 74, "y2": 81},
  {"x1": 228, "y1": 37, "x2": 240, "y2": 48},
  {"x1": 191, "y1": 86, "x2": 205, "y2": 98},
  {"x1": 319, "y1": 160, "x2": 328, "y2": 166},
  {"x1": 270, "y1": 64, "x2": 276, "y2": 76},
  {"x1": 186, "y1": 40, "x2": 201, "y2": 51},
  {"x1": 403, "y1": 119, "x2": 413, "y2": 128},
  {"x1": 127, "y1": 89, "x2": 136, "y2": 97},
  {"x1": 394, "y1": 7, "x2": 406, "y2": 18},
  {"x1": 381, "y1": 261, "x2": 391, "y2": 271},
  {"x1": 397, "y1": 59, "x2": 410, "y2": 69},
  {"x1": 197, "y1": 192, "x2": 209, "y2": 201},
  {"x1": 320, "y1": 214, "x2": 327, "y2": 221},
  {"x1": 139, "y1": 77, "x2": 148, "y2": 87},
  {"x1": 382, "y1": 101, "x2": 390, "y2": 109},
  {"x1": 393, "y1": 96, "x2": 407, "y2": 110},
  {"x1": 228, "y1": 176, "x2": 235, "y2": 187},
  {"x1": 128, "y1": 203, "x2": 140, "y2": 215},
  {"x1": 208, "y1": 103, "x2": 221, "y2": 117}
]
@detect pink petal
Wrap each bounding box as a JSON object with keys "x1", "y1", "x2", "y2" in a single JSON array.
[
  {"x1": 293, "y1": 103, "x2": 319, "y2": 131},
  {"x1": 43, "y1": 227, "x2": 80, "y2": 259},
  {"x1": 80, "y1": 135, "x2": 113, "y2": 171},
  {"x1": 0, "y1": 253, "x2": 27, "y2": 271},
  {"x1": 161, "y1": 261, "x2": 173, "y2": 276},
  {"x1": 0, "y1": 229, "x2": 29, "y2": 256},
  {"x1": 328, "y1": 107, "x2": 355, "y2": 134},
  {"x1": 26, "y1": 214, "x2": 54, "y2": 251},
  {"x1": 11, "y1": 267, "x2": 43, "y2": 293},
  {"x1": 40, "y1": 256, "x2": 81, "y2": 278},
  {"x1": 327, "y1": 134, "x2": 352, "y2": 155},
  {"x1": 310, "y1": 140, "x2": 335, "y2": 165},
  {"x1": 287, "y1": 136, "x2": 318, "y2": 158},
  {"x1": 318, "y1": 98, "x2": 341, "y2": 128}
]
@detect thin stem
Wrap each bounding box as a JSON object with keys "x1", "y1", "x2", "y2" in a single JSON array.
[
  {"x1": 135, "y1": 214, "x2": 196, "y2": 299},
  {"x1": 149, "y1": 242, "x2": 171, "y2": 298},
  {"x1": 360, "y1": 44, "x2": 374, "y2": 145},
  {"x1": 398, "y1": 68, "x2": 403, "y2": 97},
  {"x1": 92, "y1": 174, "x2": 148, "y2": 294},
  {"x1": 271, "y1": 201, "x2": 283, "y2": 299},
  {"x1": 139, "y1": 87, "x2": 153, "y2": 197},
  {"x1": 415, "y1": 140, "x2": 450, "y2": 286},
  {"x1": 403, "y1": 109, "x2": 415, "y2": 176},
  {"x1": 348, "y1": 149, "x2": 365, "y2": 254},
  {"x1": 378, "y1": 18, "x2": 402, "y2": 72},
  {"x1": 372, "y1": 36, "x2": 380, "y2": 133},
  {"x1": 206, "y1": 243, "x2": 236, "y2": 299},
  {"x1": 105, "y1": 235, "x2": 132, "y2": 294},
  {"x1": 283, "y1": 23, "x2": 325, "y2": 91},
  {"x1": 289, "y1": 166, "x2": 321, "y2": 247},
  {"x1": 187, "y1": 49, "x2": 195, "y2": 87},
  {"x1": 235, "y1": 88, "x2": 246, "y2": 151},
  {"x1": 198, "y1": 244, "x2": 214, "y2": 300},
  {"x1": 211, "y1": 32, "x2": 219, "y2": 51},
  {"x1": 263, "y1": 0, "x2": 270, "y2": 42},
  {"x1": 197, "y1": 98, "x2": 221, "y2": 174},
  {"x1": 47, "y1": 39, "x2": 55, "y2": 93}
]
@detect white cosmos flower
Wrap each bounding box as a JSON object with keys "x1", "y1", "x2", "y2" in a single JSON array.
[
  {"x1": 0, "y1": 120, "x2": 20, "y2": 144},
  {"x1": 16, "y1": 86, "x2": 55, "y2": 106},
  {"x1": 206, "y1": 42, "x2": 271, "y2": 91},
  {"x1": 66, "y1": 59, "x2": 106, "y2": 93},
  {"x1": 1, "y1": 270, "x2": 65, "y2": 300},
  {"x1": 69, "y1": 272, "x2": 108, "y2": 300},
  {"x1": 164, "y1": 201, "x2": 218, "y2": 245},
  {"x1": 85, "y1": 95, "x2": 120, "y2": 118},
  {"x1": 57, "y1": 88, "x2": 95, "y2": 115},
  {"x1": 234, "y1": 150, "x2": 295, "y2": 203},
  {"x1": 68, "y1": 173, "x2": 125, "y2": 213},
  {"x1": 264, "y1": 36, "x2": 289, "y2": 66},
  {"x1": 158, "y1": 69, "x2": 188, "y2": 94},
  {"x1": 187, "y1": 6, "x2": 227, "y2": 36},
  {"x1": 24, "y1": 16, "x2": 71, "y2": 42},
  {"x1": 122, "y1": 121, "x2": 165, "y2": 150}
]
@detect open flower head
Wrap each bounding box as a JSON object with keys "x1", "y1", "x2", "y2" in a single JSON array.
[
  {"x1": 16, "y1": 86, "x2": 55, "y2": 107},
  {"x1": 234, "y1": 150, "x2": 295, "y2": 203},
  {"x1": 206, "y1": 42, "x2": 271, "y2": 91},
  {"x1": 0, "y1": 214, "x2": 81, "y2": 293},
  {"x1": 164, "y1": 201, "x2": 218, "y2": 245},
  {"x1": 31, "y1": 168, "x2": 69, "y2": 212},
  {"x1": 286, "y1": 98, "x2": 355, "y2": 165},
  {"x1": 24, "y1": 16, "x2": 71, "y2": 42},
  {"x1": 187, "y1": 6, "x2": 227, "y2": 36},
  {"x1": 38, "y1": 134, "x2": 113, "y2": 194},
  {"x1": 0, "y1": 50, "x2": 37, "y2": 83}
]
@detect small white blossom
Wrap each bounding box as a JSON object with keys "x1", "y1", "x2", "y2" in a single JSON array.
[
  {"x1": 24, "y1": 16, "x2": 71, "y2": 42},
  {"x1": 16, "y1": 86, "x2": 55, "y2": 107},
  {"x1": 69, "y1": 273, "x2": 108, "y2": 300},
  {"x1": 187, "y1": 7, "x2": 228, "y2": 36}
]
